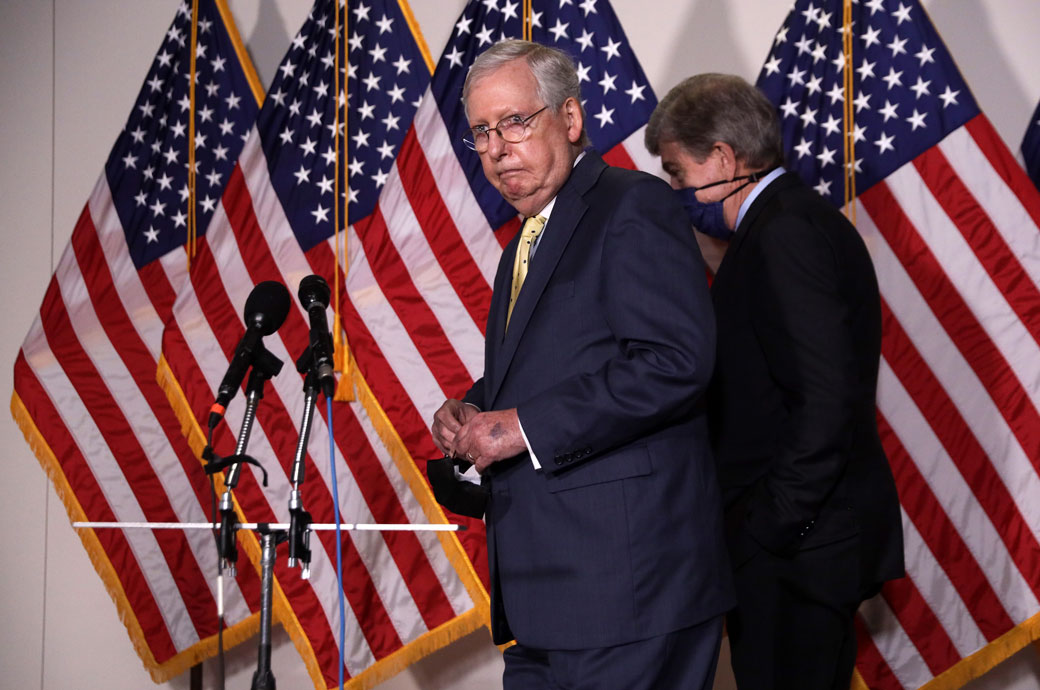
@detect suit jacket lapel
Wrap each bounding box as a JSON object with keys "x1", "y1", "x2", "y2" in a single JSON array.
[
  {"x1": 712, "y1": 171, "x2": 801, "y2": 293},
  {"x1": 486, "y1": 151, "x2": 605, "y2": 406}
]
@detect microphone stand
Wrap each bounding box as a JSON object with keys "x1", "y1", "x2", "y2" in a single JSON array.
[{"x1": 249, "y1": 347, "x2": 323, "y2": 690}]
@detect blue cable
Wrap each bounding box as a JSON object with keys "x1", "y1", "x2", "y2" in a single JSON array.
[{"x1": 326, "y1": 395, "x2": 345, "y2": 690}]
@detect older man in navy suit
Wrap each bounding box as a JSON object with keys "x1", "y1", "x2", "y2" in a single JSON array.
[{"x1": 430, "y1": 40, "x2": 732, "y2": 690}]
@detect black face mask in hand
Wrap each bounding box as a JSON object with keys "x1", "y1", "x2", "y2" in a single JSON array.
[{"x1": 426, "y1": 455, "x2": 489, "y2": 519}]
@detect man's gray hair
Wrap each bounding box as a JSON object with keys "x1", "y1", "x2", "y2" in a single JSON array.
[
  {"x1": 645, "y1": 73, "x2": 784, "y2": 171},
  {"x1": 463, "y1": 39, "x2": 589, "y2": 147}
]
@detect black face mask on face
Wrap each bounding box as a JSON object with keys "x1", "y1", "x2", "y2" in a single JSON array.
[{"x1": 675, "y1": 170, "x2": 771, "y2": 240}]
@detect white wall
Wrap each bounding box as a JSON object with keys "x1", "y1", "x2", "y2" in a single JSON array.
[{"x1": 2, "y1": 1, "x2": 1040, "y2": 688}]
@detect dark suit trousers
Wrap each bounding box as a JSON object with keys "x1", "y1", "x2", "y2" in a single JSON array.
[
  {"x1": 727, "y1": 535, "x2": 866, "y2": 690},
  {"x1": 502, "y1": 615, "x2": 724, "y2": 690}
]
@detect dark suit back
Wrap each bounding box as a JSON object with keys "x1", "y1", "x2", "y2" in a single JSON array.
[
  {"x1": 466, "y1": 152, "x2": 734, "y2": 649},
  {"x1": 709, "y1": 172, "x2": 903, "y2": 588}
]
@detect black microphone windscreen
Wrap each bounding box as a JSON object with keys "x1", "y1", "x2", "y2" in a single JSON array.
[
  {"x1": 244, "y1": 281, "x2": 291, "y2": 336},
  {"x1": 298, "y1": 274, "x2": 331, "y2": 311}
]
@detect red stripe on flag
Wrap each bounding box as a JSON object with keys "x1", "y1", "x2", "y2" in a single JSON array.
[
  {"x1": 965, "y1": 115, "x2": 1040, "y2": 237},
  {"x1": 395, "y1": 129, "x2": 494, "y2": 335},
  {"x1": 14, "y1": 348, "x2": 180, "y2": 662},
  {"x1": 876, "y1": 563, "x2": 963, "y2": 675},
  {"x1": 854, "y1": 611, "x2": 905, "y2": 690},
  {"x1": 351, "y1": 207, "x2": 475, "y2": 399},
  {"x1": 861, "y1": 182, "x2": 1040, "y2": 464},
  {"x1": 601, "y1": 142, "x2": 639, "y2": 171},
  {"x1": 71, "y1": 211, "x2": 219, "y2": 636},
  {"x1": 912, "y1": 146, "x2": 1040, "y2": 351},
  {"x1": 879, "y1": 301, "x2": 1039, "y2": 618},
  {"x1": 494, "y1": 216, "x2": 521, "y2": 249}
]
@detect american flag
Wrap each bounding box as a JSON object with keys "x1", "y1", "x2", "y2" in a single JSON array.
[
  {"x1": 339, "y1": 0, "x2": 661, "y2": 594},
  {"x1": 1022, "y1": 100, "x2": 1040, "y2": 193},
  {"x1": 757, "y1": 1, "x2": 1040, "y2": 688},
  {"x1": 11, "y1": 0, "x2": 264, "y2": 680},
  {"x1": 158, "y1": 1, "x2": 489, "y2": 687}
]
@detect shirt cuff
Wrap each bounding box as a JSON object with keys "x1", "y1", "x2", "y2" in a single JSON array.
[{"x1": 518, "y1": 417, "x2": 541, "y2": 470}]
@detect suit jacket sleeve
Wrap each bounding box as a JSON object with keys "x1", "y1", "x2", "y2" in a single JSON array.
[
  {"x1": 744, "y1": 211, "x2": 862, "y2": 554},
  {"x1": 516, "y1": 177, "x2": 715, "y2": 471}
]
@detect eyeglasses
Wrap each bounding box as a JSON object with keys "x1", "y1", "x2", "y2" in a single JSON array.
[{"x1": 463, "y1": 106, "x2": 548, "y2": 152}]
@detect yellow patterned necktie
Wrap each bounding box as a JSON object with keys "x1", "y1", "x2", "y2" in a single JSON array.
[{"x1": 506, "y1": 214, "x2": 546, "y2": 330}]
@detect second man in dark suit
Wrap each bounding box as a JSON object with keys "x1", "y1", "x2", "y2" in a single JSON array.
[{"x1": 646, "y1": 73, "x2": 904, "y2": 690}]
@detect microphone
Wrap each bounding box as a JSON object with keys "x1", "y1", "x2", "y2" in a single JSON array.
[
  {"x1": 209, "y1": 280, "x2": 291, "y2": 427},
  {"x1": 297, "y1": 274, "x2": 336, "y2": 398}
]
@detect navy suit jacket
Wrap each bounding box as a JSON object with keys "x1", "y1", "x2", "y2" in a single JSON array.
[
  {"x1": 464, "y1": 151, "x2": 734, "y2": 649},
  {"x1": 709, "y1": 172, "x2": 904, "y2": 589}
]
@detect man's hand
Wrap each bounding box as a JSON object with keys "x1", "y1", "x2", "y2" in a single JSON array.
[
  {"x1": 431, "y1": 399, "x2": 479, "y2": 456},
  {"x1": 453, "y1": 408, "x2": 526, "y2": 473}
]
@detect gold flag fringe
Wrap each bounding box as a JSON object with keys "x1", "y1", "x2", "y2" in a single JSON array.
[{"x1": 10, "y1": 391, "x2": 260, "y2": 682}]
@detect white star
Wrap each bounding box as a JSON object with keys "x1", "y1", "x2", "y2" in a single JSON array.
[
  {"x1": 775, "y1": 26, "x2": 789, "y2": 45},
  {"x1": 353, "y1": 2, "x2": 371, "y2": 22},
  {"x1": 814, "y1": 178, "x2": 832, "y2": 196},
  {"x1": 225, "y1": 93, "x2": 240, "y2": 111},
  {"x1": 293, "y1": 165, "x2": 310, "y2": 185},
  {"x1": 358, "y1": 101, "x2": 376, "y2": 120},
  {"x1": 157, "y1": 50, "x2": 173, "y2": 68},
  {"x1": 806, "y1": 74, "x2": 822, "y2": 95},
  {"x1": 279, "y1": 128, "x2": 294, "y2": 145},
  {"x1": 910, "y1": 76, "x2": 931, "y2": 99},
  {"x1": 780, "y1": 97, "x2": 799, "y2": 119},
  {"x1": 763, "y1": 56, "x2": 782, "y2": 77},
  {"x1": 625, "y1": 81, "x2": 646, "y2": 104},
  {"x1": 853, "y1": 123, "x2": 867, "y2": 144},
  {"x1": 206, "y1": 170, "x2": 222, "y2": 187},
  {"x1": 887, "y1": 35, "x2": 908, "y2": 57},
  {"x1": 821, "y1": 113, "x2": 841, "y2": 136},
  {"x1": 826, "y1": 82, "x2": 845, "y2": 105},
  {"x1": 144, "y1": 226, "x2": 160, "y2": 243},
  {"x1": 856, "y1": 60, "x2": 876, "y2": 81},
  {"x1": 317, "y1": 175, "x2": 334, "y2": 195},
  {"x1": 575, "y1": 28, "x2": 595, "y2": 52},
  {"x1": 548, "y1": 18, "x2": 569, "y2": 42},
  {"x1": 321, "y1": 146, "x2": 336, "y2": 166},
  {"x1": 874, "y1": 132, "x2": 895, "y2": 154},
  {"x1": 150, "y1": 198, "x2": 166, "y2": 217},
  {"x1": 598, "y1": 72, "x2": 617, "y2": 94},
  {"x1": 377, "y1": 141, "x2": 395, "y2": 159},
  {"x1": 593, "y1": 104, "x2": 615, "y2": 128},
  {"x1": 801, "y1": 2, "x2": 820, "y2": 25},
  {"x1": 455, "y1": 16, "x2": 473, "y2": 35},
  {"x1": 348, "y1": 32, "x2": 364, "y2": 53},
  {"x1": 201, "y1": 195, "x2": 217, "y2": 213},
  {"x1": 198, "y1": 105, "x2": 214, "y2": 123},
  {"x1": 194, "y1": 132, "x2": 207, "y2": 149},
  {"x1": 147, "y1": 74, "x2": 163, "y2": 92},
  {"x1": 349, "y1": 158, "x2": 364, "y2": 177},
  {"x1": 939, "y1": 86, "x2": 960, "y2": 108},
  {"x1": 382, "y1": 112, "x2": 401, "y2": 131},
  {"x1": 368, "y1": 43, "x2": 387, "y2": 63},
  {"x1": 376, "y1": 14, "x2": 393, "y2": 33},
  {"x1": 879, "y1": 99, "x2": 899, "y2": 122},
  {"x1": 794, "y1": 137, "x2": 813, "y2": 159},
  {"x1": 312, "y1": 80, "x2": 329, "y2": 99},
  {"x1": 299, "y1": 138, "x2": 317, "y2": 156},
  {"x1": 601, "y1": 38, "x2": 622, "y2": 61},
  {"x1": 372, "y1": 169, "x2": 389, "y2": 188},
  {"x1": 306, "y1": 108, "x2": 323, "y2": 128},
  {"x1": 811, "y1": 42, "x2": 827, "y2": 64},
  {"x1": 866, "y1": 0, "x2": 885, "y2": 14},
  {"x1": 134, "y1": 190, "x2": 147, "y2": 207},
  {"x1": 483, "y1": 0, "x2": 499, "y2": 11},
  {"x1": 576, "y1": 62, "x2": 591, "y2": 83},
  {"x1": 312, "y1": 204, "x2": 330, "y2": 224},
  {"x1": 476, "y1": 24, "x2": 495, "y2": 46},
  {"x1": 129, "y1": 126, "x2": 146, "y2": 144},
  {"x1": 291, "y1": 34, "x2": 306, "y2": 51},
  {"x1": 799, "y1": 107, "x2": 818, "y2": 128},
  {"x1": 352, "y1": 129, "x2": 370, "y2": 148},
  {"x1": 892, "y1": 2, "x2": 912, "y2": 24},
  {"x1": 163, "y1": 146, "x2": 179, "y2": 165},
  {"x1": 219, "y1": 118, "x2": 235, "y2": 136},
  {"x1": 393, "y1": 54, "x2": 412, "y2": 75},
  {"x1": 501, "y1": 0, "x2": 519, "y2": 20},
  {"x1": 204, "y1": 80, "x2": 220, "y2": 98},
  {"x1": 138, "y1": 101, "x2": 155, "y2": 119},
  {"x1": 916, "y1": 45, "x2": 936, "y2": 66},
  {"x1": 362, "y1": 73, "x2": 381, "y2": 91},
  {"x1": 387, "y1": 84, "x2": 407, "y2": 103},
  {"x1": 907, "y1": 109, "x2": 927, "y2": 130},
  {"x1": 122, "y1": 152, "x2": 137, "y2": 169},
  {"x1": 861, "y1": 25, "x2": 881, "y2": 49},
  {"x1": 579, "y1": 0, "x2": 597, "y2": 16},
  {"x1": 279, "y1": 61, "x2": 296, "y2": 79},
  {"x1": 815, "y1": 10, "x2": 832, "y2": 30},
  {"x1": 795, "y1": 34, "x2": 814, "y2": 56},
  {"x1": 172, "y1": 210, "x2": 187, "y2": 228},
  {"x1": 853, "y1": 91, "x2": 871, "y2": 113},
  {"x1": 882, "y1": 67, "x2": 903, "y2": 90},
  {"x1": 786, "y1": 67, "x2": 806, "y2": 87}
]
